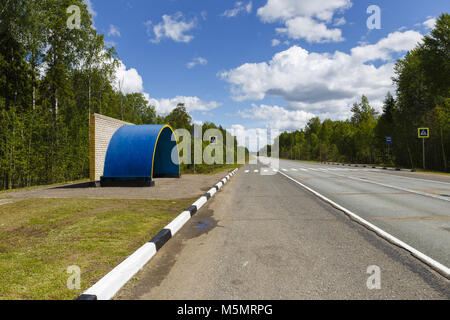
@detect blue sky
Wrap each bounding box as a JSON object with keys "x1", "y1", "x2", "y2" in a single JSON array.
[{"x1": 85, "y1": 0, "x2": 448, "y2": 146}]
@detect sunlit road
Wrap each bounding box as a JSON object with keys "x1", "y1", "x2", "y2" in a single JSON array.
[
  {"x1": 260, "y1": 157, "x2": 450, "y2": 268},
  {"x1": 118, "y1": 160, "x2": 449, "y2": 300}
]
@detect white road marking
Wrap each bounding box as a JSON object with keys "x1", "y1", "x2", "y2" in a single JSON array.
[
  {"x1": 324, "y1": 170, "x2": 450, "y2": 203},
  {"x1": 276, "y1": 169, "x2": 450, "y2": 279},
  {"x1": 376, "y1": 172, "x2": 450, "y2": 186}
]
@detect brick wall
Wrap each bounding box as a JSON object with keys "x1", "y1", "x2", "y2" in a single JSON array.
[{"x1": 90, "y1": 114, "x2": 133, "y2": 181}]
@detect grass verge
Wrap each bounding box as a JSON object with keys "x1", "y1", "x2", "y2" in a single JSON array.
[
  {"x1": 0, "y1": 197, "x2": 196, "y2": 300},
  {"x1": 0, "y1": 179, "x2": 90, "y2": 195},
  {"x1": 412, "y1": 169, "x2": 450, "y2": 176},
  {"x1": 182, "y1": 163, "x2": 243, "y2": 175}
]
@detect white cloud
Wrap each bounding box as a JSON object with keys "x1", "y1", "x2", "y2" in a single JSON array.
[
  {"x1": 351, "y1": 30, "x2": 422, "y2": 62},
  {"x1": 271, "y1": 39, "x2": 281, "y2": 46},
  {"x1": 147, "y1": 96, "x2": 221, "y2": 115},
  {"x1": 257, "y1": 0, "x2": 352, "y2": 43},
  {"x1": 334, "y1": 16, "x2": 346, "y2": 26},
  {"x1": 239, "y1": 104, "x2": 316, "y2": 131},
  {"x1": 114, "y1": 61, "x2": 144, "y2": 94},
  {"x1": 222, "y1": 1, "x2": 253, "y2": 18},
  {"x1": 221, "y1": 30, "x2": 423, "y2": 119},
  {"x1": 145, "y1": 12, "x2": 196, "y2": 43},
  {"x1": 108, "y1": 24, "x2": 121, "y2": 37},
  {"x1": 227, "y1": 124, "x2": 274, "y2": 151},
  {"x1": 83, "y1": 0, "x2": 97, "y2": 28},
  {"x1": 257, "y1": 0, "x2": 352, "y2": 22},
  {"x1": 187, "y1": 57, "x2": 208, "y2": 69},
  {"x1": 276, "y1": 16, "x2": 344, "y2": 43},
  {"x1": 105, "y1": 40, "x2": 117, "y2": 48},
  {"x1": 83, "y1": 0, "x2": 97, "y2": 18},
  {"x1": 423, "y1": 17, "x2": 437, "y2": 30}
]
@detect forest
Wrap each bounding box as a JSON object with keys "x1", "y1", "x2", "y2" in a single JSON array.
[
  {"x1": 0, "y1": 0, "x2": 245, "y2": 190},
  {"x1": 0, "y1": 2, "x2": 448, "y2": 192},
  {"x1": 272, "y1": 14, "x2": 449, "y2": 172}
]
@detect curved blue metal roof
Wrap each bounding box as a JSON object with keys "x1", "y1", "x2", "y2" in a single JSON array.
[{"x1": 102, "y1": 125, "x2": 180, "y2": 180}]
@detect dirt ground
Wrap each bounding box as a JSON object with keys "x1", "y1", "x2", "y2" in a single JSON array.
[{"x1": 2, "y1": 170, "x2": 234, "y2": 201}]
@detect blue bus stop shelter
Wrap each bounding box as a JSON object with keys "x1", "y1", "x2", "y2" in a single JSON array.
[{"x1": 101, "y1": 125, "x2": 180, "y2": 187}]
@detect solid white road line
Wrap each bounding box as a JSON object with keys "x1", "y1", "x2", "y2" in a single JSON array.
[
  {"x1": 324, "y1": 170, "x2": 450, "y2": 203},
  {"x1": 375, "y1": 172, "x2": 450, "y2": 186},
  {"x1": 277, "y1": 169, "x2": 450, "y2": 279}
]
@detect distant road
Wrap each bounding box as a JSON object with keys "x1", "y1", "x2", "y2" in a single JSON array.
[{"x1": 118, "y1": 159, "x2": 449, "y2": 299}]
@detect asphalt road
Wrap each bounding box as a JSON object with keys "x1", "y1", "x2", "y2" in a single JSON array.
[
  {"x1": 117, "y1": 160, "x2": 450, "y2": 299},
  {"x1": 261, "y1": 158, "x2": 450, "y2": 268}
]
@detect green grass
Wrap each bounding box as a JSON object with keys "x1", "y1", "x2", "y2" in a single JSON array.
[
  {"x1": 412, "y1": 169, "x2": 450, "y2": 176},
  {"x1": 182, "y1": 163, "x2": 243, "y2": 175},
  {"x1": 0, "y1": 197, "x2": 196, "y2": 300},
  {"x1": 281, "y1": 158, "x2": 322, "y2": 164}
]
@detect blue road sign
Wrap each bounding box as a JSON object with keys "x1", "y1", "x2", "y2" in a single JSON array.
[
  {"x1": 418, "y1": 128, "x2": 430, "y2": 138},
  {"x1": 386, "y1": 136, "x2": 392, "y2": 144}
]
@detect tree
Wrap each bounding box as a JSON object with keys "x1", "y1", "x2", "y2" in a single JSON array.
[{"x1": 164, "y1": 104, "x2": 192, "y2": 130}]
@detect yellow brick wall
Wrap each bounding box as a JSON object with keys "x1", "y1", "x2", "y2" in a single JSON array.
[{"x1": 89, "y1": 114, "x2": 133, "y2": 181}]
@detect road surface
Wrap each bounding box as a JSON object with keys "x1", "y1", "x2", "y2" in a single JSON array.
[{"x1": 117, "y1": 159, "x2": 449, "y2": 299}]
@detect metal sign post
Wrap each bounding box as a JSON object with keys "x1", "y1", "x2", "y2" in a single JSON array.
[
  {"x1": 386, "y1": 136, "x2": 392, "y2": 162},
  {"x1": 418, "y1": 128, "x2": 429, "y2": 170},
  {"x1": 210, "y1": 136, "x2": 217, "y2": 172}
]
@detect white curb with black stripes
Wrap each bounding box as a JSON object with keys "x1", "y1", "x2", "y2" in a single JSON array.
[{"x1": 77, "y1": 168, "x2": 239, "y2": 300}]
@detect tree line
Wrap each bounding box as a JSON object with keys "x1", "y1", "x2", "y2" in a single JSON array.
[
  {"x1": 0, "y1": 0, "x2": 246, "y2": 190},
  {"x1": 269, "y1": 14, "x2": 449, "y2": 172}
]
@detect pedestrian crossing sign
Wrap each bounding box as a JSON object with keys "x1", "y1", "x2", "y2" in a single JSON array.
[{"x1": 418, "y1": 128, "x2": 429, "y2": 138}]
